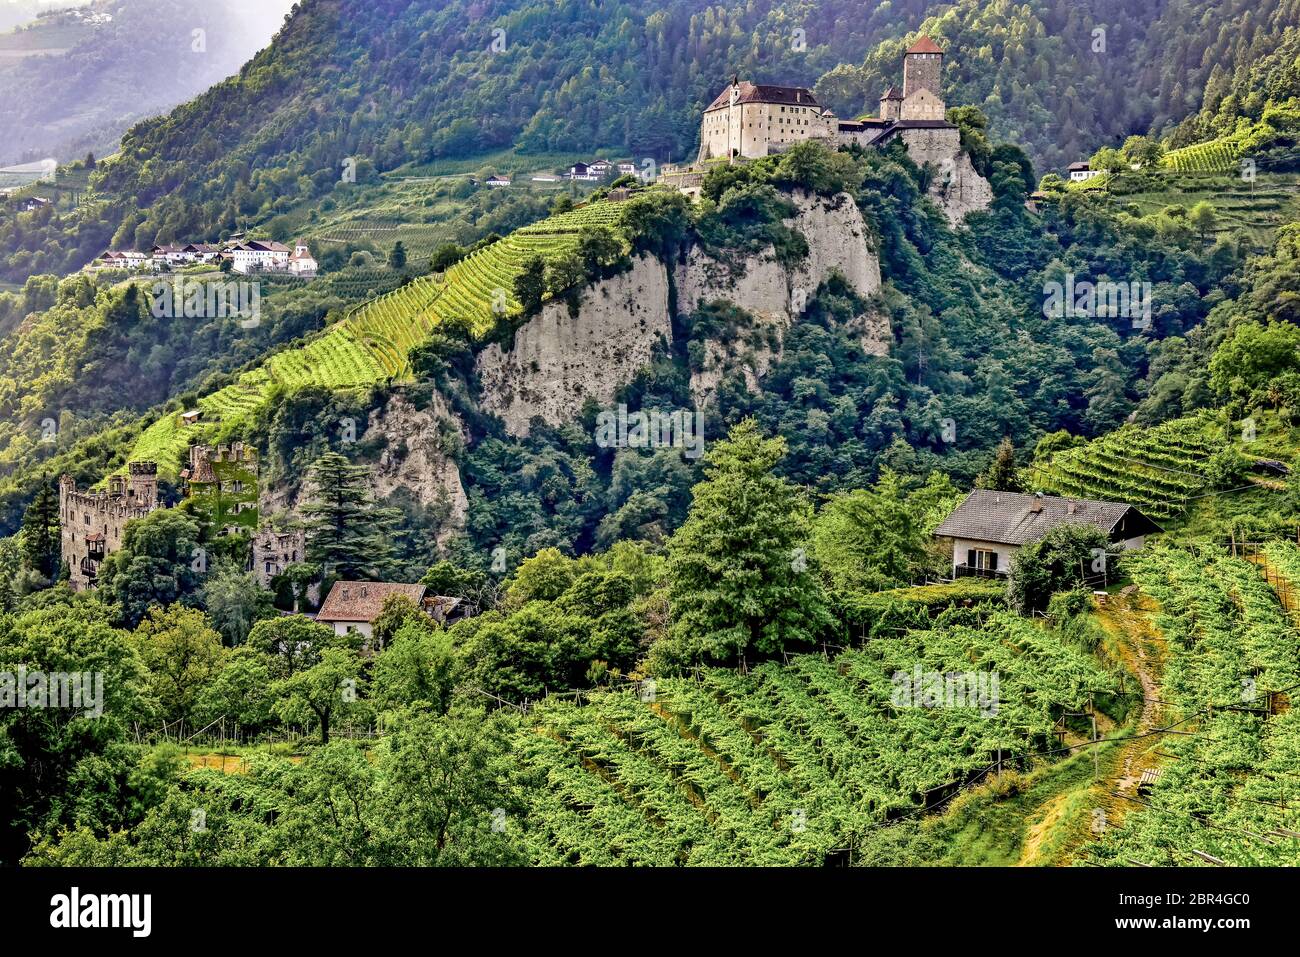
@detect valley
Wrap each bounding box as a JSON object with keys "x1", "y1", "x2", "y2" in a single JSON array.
[{"x1": 1, "y1": 0, "x2": 1300, "y2": 894}]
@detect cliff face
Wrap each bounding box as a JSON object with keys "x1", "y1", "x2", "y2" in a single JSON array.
[
  {"x1": 364, "y1": 391, "x2": 469, "y2": 545},
  {"x1": 476, "y1": 190, "x2": 883, "y2": 434},
  {"x1": 895, "y1": 127, "x2": 994, "y2": 225},
  {"x1": 475, "y1": 254, "x2": 672, "y2": 436},
  {"x1": 258, "y1": 390, "x2": 470, "y2": 544},
  {"x1": 678, "y1": 189, "x2": 882, "y2": 404}
]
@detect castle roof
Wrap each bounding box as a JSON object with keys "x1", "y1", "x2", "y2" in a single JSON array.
[
  {"x1": 906, "y1": 35, "x2": 944, "y2": 55},
  {"x1": 881, "y1": 86, "x2": 903, "y2": 100},
  {"x1": 704, "y1": 81, "x2": 822, "y2": 112}
]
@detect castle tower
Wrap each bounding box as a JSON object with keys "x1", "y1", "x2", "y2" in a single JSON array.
[
  {"x1": 127, "y1": 461, "x2": 158, "y2": 507},
  {"x1": 902, "y1": 35, "x2": 944, "y2": 100},
  {"x1": 899, "y1": 36, "x2": 947, "y2": 121},
  {"x1": 880, "y1": 86, "x2": 903, "y2": 122}
]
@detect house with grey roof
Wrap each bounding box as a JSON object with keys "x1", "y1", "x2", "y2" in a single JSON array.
[{"x1": 933, "y1": 490, "x2": 1161, "y2": 578}]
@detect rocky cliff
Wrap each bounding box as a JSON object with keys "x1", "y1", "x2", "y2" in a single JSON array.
[
  {"x1": 475, "y1": 254, "x2": 672, "y2": 437},
  {"x1": 476, "y1": 190, "x2": 883, "y2": 434}
]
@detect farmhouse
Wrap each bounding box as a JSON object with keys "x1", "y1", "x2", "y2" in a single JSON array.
[
  {"x1": 485, "y1": 175, "x2": 512, "y2": 187},
  {"x1": 933, "y1": 490, "x2": 1161, "y2": 578},
  {"x1": 288, "y1": 240, "x2": 317, "y2": 276},
  {"x1": 1068, "y1": 162, "x2": 1103, "y2": 182},
  {"x1": 225, "y1": 239, "x2": 291, "y2": 274},
  {"x1": 316, "y1": 581, "x2": 472, "y2": 647}
]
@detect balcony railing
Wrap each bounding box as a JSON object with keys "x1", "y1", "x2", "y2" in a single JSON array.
[{"x1": 953, "y1": 563, "x2": 1007, "y2": 580}]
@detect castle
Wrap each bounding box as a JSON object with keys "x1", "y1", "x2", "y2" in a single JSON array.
[
  {"x1": 683, "y1": 36, "x2": 991, "y2": 223},
  {"x1": 60, "y1": 462, "x2": 159, "y2": 591},
  {"x1": 697, "y1": 36, "x2": 955, "y2": 162},
  {"x1": 181, "y1": 442, "x2": 259, "y2": 532}
]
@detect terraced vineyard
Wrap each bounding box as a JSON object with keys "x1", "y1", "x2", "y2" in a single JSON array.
[
  {"x1": 1031, "y1": 416, "x2": 1221, "y2": 517},
  {"x1": 1161, "y1": 137, "x2": 1241, "y2": 174},
  {"x1": 124, "y1": 203, "x2": 629, "y2": 474},
  {"x1": 519, "y1": 611, "x2": 1113, "y2": 865},
  {"x1": 1090, "y1": 545, "x2": 1300, "y2": 866}
]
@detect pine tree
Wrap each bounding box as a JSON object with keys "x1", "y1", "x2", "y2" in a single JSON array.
[
  {"x1": 20, "y1": 480, "x2": 60, "y2": 580},
  {"x1": 302, "y1": 452, "x2": 401, "y2": 579},
  {"x1": 976, "y1": 437, "x2": 1023, "y2": 492},
  {"x1": 388, "y1": 241, "x2": 407, "y2": 270},
  {"x1": 660, "y1": 419, "x2": 831, "y2": 669}
]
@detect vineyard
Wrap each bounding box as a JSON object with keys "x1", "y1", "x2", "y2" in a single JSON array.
[
  {"x1": 1161, "y1": 137, "x2": 1241, "y2": 174},
  {"x1": 518, "y1": 611, "x2": 1113, "y2": 865},
  {"x1": 124, "y1": 203, "x2": 629, "y2": 475},
  {"x1": 1031, "y1": 416, "x2": 1222, "y2": 517},
  {"x1": 1089, "y1": 545, "x2": 1300, "y2": 865}
]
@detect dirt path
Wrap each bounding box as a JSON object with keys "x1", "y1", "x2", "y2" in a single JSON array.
[
  {"x1": 1089, "y1": 593, "x2": 1166, "y2": 829},
  {"x1": 1013, "y1": 594, "x2": 1165, "y2": 865}
]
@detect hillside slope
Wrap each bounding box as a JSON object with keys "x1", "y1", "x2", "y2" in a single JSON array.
[{"x1": 0, "y1": 0, "x2": 294, "y2": 165}]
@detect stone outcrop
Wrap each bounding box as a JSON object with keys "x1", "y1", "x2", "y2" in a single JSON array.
[
  {"x1": 258, "y1": 390, "x2": 469, "y2": 545},
  {"x1": 475, "y1": 254, "x2": 673, "y2": 436},
  {"x1": 894, "y1": 127, "x2": 993, "y2": 225},
  {"x1": 476, "y1": 191, "x2": 883, "y2": 432},
  {"x1": 364, "y1": 391, "x2": 469, "y2": 544}
]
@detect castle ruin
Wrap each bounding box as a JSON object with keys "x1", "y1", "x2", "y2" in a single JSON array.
[{"x1": 60, "y1": 462, "x2": 159, "y2": 591}]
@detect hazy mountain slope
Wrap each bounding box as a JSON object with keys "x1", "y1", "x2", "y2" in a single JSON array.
[{"x1": 0, "y1": 0, "x2": 294, "y2": 165}]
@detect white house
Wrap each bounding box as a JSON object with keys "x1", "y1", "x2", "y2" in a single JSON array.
[
  {"x1": 567, "y1": 162, "x2": 598, "y2": 182},
  {"x1": 933, "y1": 490, "x2": 1161, "y2": 578},
  {"x1": 89, "y1": 250, "x2": 151, "y2": 272},
  {"x1": 617, "y1": 162, "x2": 637, "y2": 176},
  {"x1": 485, "y1": 175, "x2": 511, "y2": 188},
  {"x1": 225, "y1": 240, "x2": 291, "y2": 274},
  {"x1": 288, "y1": 240, "x2": 317, "y2": 277},
  {"x1": 1068, "y1": 162, "x2": 1103, "y2": 183}
]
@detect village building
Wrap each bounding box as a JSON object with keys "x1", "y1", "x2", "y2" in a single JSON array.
[
  {"x1": 287, "y1": 240, "x2": 317, "y2": 276},
  {"x1": 567, "y1": 162, "x2": 599, "y2": 182},
  {"x1": 18, "y1": 196, "x2": 51, "y2": 212},
  {"x1": 933, "y1": 490, "x2": 1161, "y2": 579},
  {"x1": 316, "y1": 581, "x2": 473, "y2": 647},
  {"x1": 88, "y1": 250, "x2": 151, "y2": 272},
  {"x1": 59, "y1": 463, "x2": 160, "y2": 591},
  {"x1": 225, "y1": 239, "x2": 291, "y2": 274},
  {"x1": 485, "y1": 175, "x2": 512, "y2": 188},
  {"x1": 1068, "y1": 162, "x2": 1103, "y2": 182}
]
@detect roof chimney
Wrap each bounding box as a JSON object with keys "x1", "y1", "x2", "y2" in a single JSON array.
[
  {"x1": 1067, "y1": 500, "x2": 1077, "y2": 514},
  {"x1": 1030, "y1": 492, "x2": 1044, "y2": 513}
]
